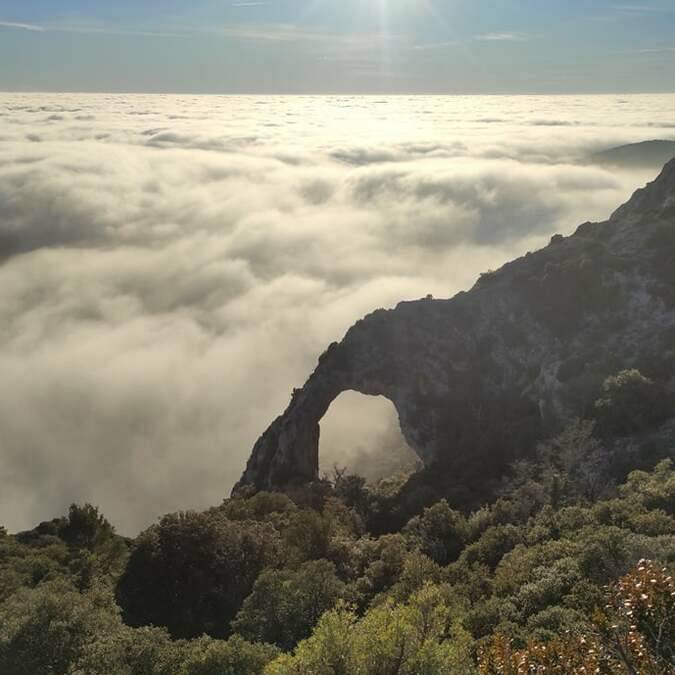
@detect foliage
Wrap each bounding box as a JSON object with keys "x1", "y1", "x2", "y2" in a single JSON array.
[
  {"x1": 1, "y1": 418, "x2": 674, "y2": 673},
  {"x1": 233, "y1": 560, "x2": 348, "y2": 649},
  {"x1": 0, "y1": 582, "x2": 118, "y2": 675},
  {"x1": 265, "y1": 585, "x2": 477, "y2": 675},
  {"x1": 594, "y1": 369, "x2": 671, "y2": 437},
  {"x1": 0, "y1": 504, "x2": 127, "y2": 600},
  {"x1": 58, "y1": 503, "x2": 117, "y2": 551},
  {"x1": 403, "y1": 500, "x2": 469, "y2": 565},
  {"x1": 264, "y1": 602, "x2": 358, "y2": 675},
  {"x1": 71, "y1": 624, "x2": 187, "y2": 675},
  {"x1": 478, "y1": 559, "x2": 675, "y2": 674},
  {"x1": 179, "y1": 636, "x2": 279, "y2": 675},
  {"x1": 535, "y1": 419, "x2": 612, "y2": 504},
  {"x1": 282, "y1": 509, "x2": 333, "y2": 563},
  {"x1": 115, "y1": 511, "x2": 280, "y2": 638}
]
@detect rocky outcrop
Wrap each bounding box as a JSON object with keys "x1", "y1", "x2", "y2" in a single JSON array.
[{"x1": 235, "y1": 160, "x2": 675, "y2": 494}]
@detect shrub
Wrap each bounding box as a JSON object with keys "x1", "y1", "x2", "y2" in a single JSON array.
[
  {"x1": 181, "y1": 635, "x2": 278, "y2": 675},
  {"x1": 403, "y1": 500, "x2": 469, "y2": 565},
  {"x1": 116, "y1": 511, "x2": 279, "y2": 638},
  {"x1": 0, "y1": 582, "x2": 118, "y2": 675},
  {"x1": 233, "y1": 560, "x2": 347, "y2": 650},
  {"x1": 594, "y1": 369, "x2": 670, "y2": 437}
]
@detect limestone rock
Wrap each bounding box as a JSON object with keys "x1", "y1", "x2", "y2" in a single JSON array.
[{"x1": 235, "y1": 160, "x2": 675, "y2": 494}]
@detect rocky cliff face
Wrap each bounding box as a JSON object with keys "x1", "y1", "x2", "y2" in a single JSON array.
[{"x1": 235, "y1": 160, "x2": 675, "y2": 495}]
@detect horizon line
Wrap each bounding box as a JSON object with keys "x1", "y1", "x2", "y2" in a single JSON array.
[{"x1": 2, "y1": 89, "x2": 675, "y2": 97}]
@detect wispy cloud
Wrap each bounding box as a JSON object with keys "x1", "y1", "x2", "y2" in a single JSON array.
[
  {"x1": 211, "y1": 23, "x2": 317, "y2": 41},
  {"x1": 0, "y1": 15, "x2": 391, "y2": 46},
  {"x1": 412, "y1": 40, "x2": 459, "y2": 51},
  {"x1": 474, "y1": 32, "x2": 529, "y2": 42},
  {"x1": 0, "y1": 20, "x2": 45, "y2": 32},
  {"x1": 612, "y1": 3, "x2": 675, "y2": 15},
  {"x1": 76, "y1": 27, "x2": 182, "y2": 38},
  {"x1": 47, "y1": 18, "x2": 181, "y2": 38},
  {"x1": 637, "y1": 46, "x2": 675, "y2": 53},
  {"x1": 585, "y1": 3, "x2": 675, "y2": 25},
  {"x1": 212, "y1": 23, "x2": 399, "y2": 47},
  {"x1": 0, "y1": 17, "x2": 179, "y2": 38}
]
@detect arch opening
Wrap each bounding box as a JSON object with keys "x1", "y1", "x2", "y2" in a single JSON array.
[{"x1": 319, "y1": 391, "x2": 421, "y2": 482}]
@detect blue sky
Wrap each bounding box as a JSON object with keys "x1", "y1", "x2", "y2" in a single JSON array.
[{"x1": 1, "y1": 1, "x2": 674, "y2": 93}]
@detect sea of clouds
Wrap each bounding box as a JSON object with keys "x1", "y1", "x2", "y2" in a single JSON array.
[{"x1": 1, "y1": 93, "x2": 674, "y2": 533}]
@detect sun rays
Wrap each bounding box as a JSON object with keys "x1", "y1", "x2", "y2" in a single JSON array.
[{"x1": 295, "y1": 0, "x2": 454, "y2": 41}]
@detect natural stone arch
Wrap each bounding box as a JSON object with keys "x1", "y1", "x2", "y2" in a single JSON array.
[
  {"x1": 234, "y1": 380, "x2": 421, "y2": 493},
  {"x1": 234, "y1": 161, "x2": 675, "y2": 497},
  {"x1": 233, "y1": 305, "x2": 445, "y2": 495}
]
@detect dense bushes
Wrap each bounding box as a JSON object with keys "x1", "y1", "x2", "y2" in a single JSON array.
[
  {"x1": 479, "y1": 560, "x2": 675, "y2": 674},
  {"x1": 0, "y1": 583, "x2": 118, "y2": 675},
  {"x1": 116, "y1": 511, "x2": 280, "y2": 638},
  {"x1": 594, "y1": 369, "x2": 671, "y2": 436},
  {"x1": 1, "y1": 421, "x2": 674, "y2": 673},
  {"x1": 233, "y1": 560, "x2": 348, "y2": 649},
  {"x1": 403, "y1": 500, "x2": 468, "y2": 565},
  {"x1": 0, "y1": 582, "x2": 279, "y2": 675},
  {"x1": 266, "y1": 585, "x2": 476, "y2": 675}
]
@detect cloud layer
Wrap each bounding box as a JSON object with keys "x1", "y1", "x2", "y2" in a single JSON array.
[{"x1": 1, "y1": 93, "x2": 674, "y2": 533}]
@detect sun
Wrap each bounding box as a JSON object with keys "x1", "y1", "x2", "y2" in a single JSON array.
[{"x1": 299, "y1": 0, "x2": 445, "y2": 27}]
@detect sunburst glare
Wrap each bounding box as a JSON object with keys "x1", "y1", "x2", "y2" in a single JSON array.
[{"x1": 0, "y1": 2, "x2": 673, "y2": 671}]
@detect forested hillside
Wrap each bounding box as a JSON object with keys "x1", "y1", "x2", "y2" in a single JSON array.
[{"x1": 1, "y1": 406, "x2": 673, "y2": 674}]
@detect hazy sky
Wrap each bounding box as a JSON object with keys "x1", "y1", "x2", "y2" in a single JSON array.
[{"x1": 1, "y1": 1, "x2": 675, "y2": 93}]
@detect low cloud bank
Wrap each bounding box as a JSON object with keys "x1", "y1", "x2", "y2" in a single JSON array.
[{"x1": 1, "y1": 93, "x2": 673, "y2": 533}]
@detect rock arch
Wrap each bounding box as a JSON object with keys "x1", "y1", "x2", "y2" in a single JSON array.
[
  {"x1": 233, "y1": 305, "x2": 443, "y2": 493},
  {"x1": 234, "y1": 159, "x2": 675, "y2": 496},
  {"x1": 234, "y1": 372, "x2": 418, "y2": 492}
]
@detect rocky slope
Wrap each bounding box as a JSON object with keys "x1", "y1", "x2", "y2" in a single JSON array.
[{"x1": 235, "y1": 160, "x2": 675, "y2": 495}]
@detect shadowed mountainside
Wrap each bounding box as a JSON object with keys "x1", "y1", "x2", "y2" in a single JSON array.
[
  {"x1": 589, "y1": 139, "x2": 675, "y2": 169},
  {"x1": 236, "y1": 160, "x2": 675, "y2": 498}
]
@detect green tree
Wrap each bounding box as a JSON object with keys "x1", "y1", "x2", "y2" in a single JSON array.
[
  {"x1": 265, "y1": 603, "x2": 357, "y2": 675},
  {"x1": 403, "y1": 500, "x2": 469, "y2": 565},
  {"x1": 386, "y1": 551, "x2": 444, "y2": 603},
  {"x1": 479, "y1": 560, "x2": 675, "y2": 674},
  {"x1": 0, "y1": 582, "x2": 118, "y2": 675},
  {"x1": 219, "y1": 493, "x2": 297, "y2": 530},
  {"x1": 58, "y1": 504, "x2": 116, "y2": 552},
  {"x1": 180, "y1": 635, "x2": 278, "y2": 675},
  {"x1": 234, "y1": 560, "x2": 347, "y2": 650},
  {"x1": 352, "y1": 585, "x2": 475, "y2": 675},
  {"x1": 594, "y1": 369, "x2": 670, "y2": 437},
  {"x1": 353, "y1": 534, "x2": 409, "y2": 603},
  {"x1": 282, "y1": 509, "x2": 333, "y2": 563},
  {"x1": 332, "y1": 471, "x2": 369, "y2": 515},
  {"x1": 265, "y1": 586, "x2": 476, "y2": 675},
  {"x1": 116, "y1": 511, "x2": 279, "y2": 638},
  {"x1": 460, "y1": 524, "x2": 523, "y2": 570},
  {"x1": 71, "y1": 624, "x2": 186, "y2": 675},
  {"x1": 537, "y1": 419, "x2": 610, "y2": 503},
  {"x1": 620, "y1": 459, "x2": 675, "y2": 514}
]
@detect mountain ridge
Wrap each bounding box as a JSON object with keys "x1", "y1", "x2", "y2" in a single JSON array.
[
  {"x1": 590, "y1": 139, "x2": 675, "y2": 170},
  {"x1": 235, "y1": 160, "x2": 675, "y2": 497}
]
